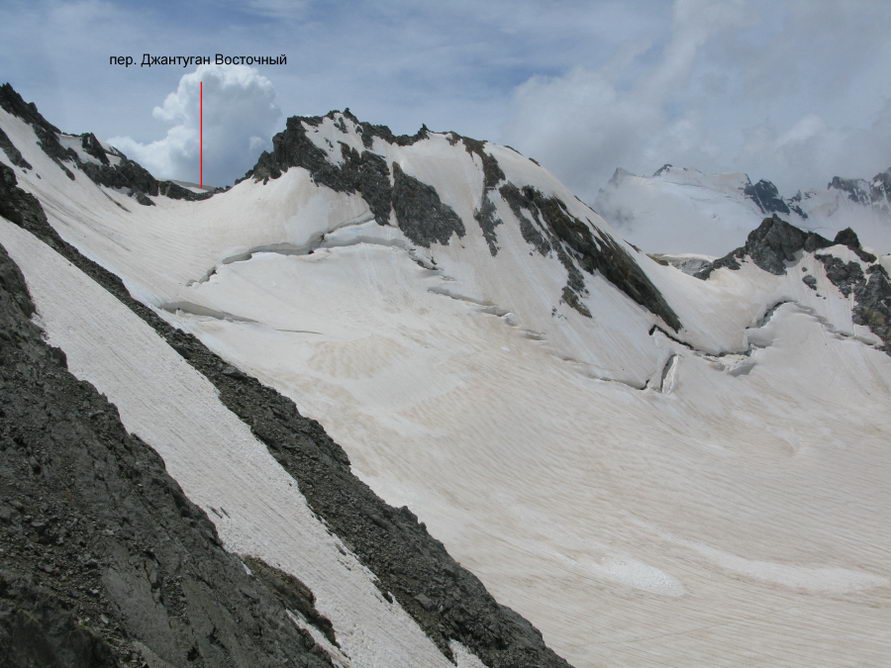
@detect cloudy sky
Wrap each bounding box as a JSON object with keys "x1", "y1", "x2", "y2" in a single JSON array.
[{"x1": 2, "y1": 0, "x2": 889, "y2": 198}]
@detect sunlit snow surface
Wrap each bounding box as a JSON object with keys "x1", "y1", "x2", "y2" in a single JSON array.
[{"x1": 2, "y1": 107, "x2": 890, "y2": 667}]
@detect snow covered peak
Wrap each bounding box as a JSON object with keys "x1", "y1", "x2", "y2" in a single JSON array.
[
  {"x1": 650, "y1": 163, "x2": 753, "y2": 194},
  {"x1": 238, "y1": 106, "x2": 687, "y2": 349},
  {"x1": 696, "y1": 213, "x2": 891, "y2": 352}
]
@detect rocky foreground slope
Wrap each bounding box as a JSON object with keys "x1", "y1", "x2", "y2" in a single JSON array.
[{"x1": 0, "y1": 207, "x2": 333, "y2": 668}]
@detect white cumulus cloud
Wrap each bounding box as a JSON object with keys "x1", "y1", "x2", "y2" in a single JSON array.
[{"x1": 109, "y1": 64, "x2": 281, "y2": 187}]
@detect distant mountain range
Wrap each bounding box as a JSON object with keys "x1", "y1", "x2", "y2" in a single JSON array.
[{"x1": 595, "y1": 163, "x2": 891, "y2": 256}]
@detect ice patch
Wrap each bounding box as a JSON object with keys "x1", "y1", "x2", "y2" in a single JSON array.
[
  {"x1": 555, "y1": 550, "x2": 686, "y2": 597},
  {"x1": 688, "y1": 542, "x2": 889, "y2": 593},
  {"x1": 639, "y1": 520, "x2": 889, "y2": 594}
]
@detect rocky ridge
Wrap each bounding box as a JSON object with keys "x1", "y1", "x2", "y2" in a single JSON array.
[
  {"x1": 0, "y1": 84, "x2": 209, "y2": 205},
  {"x1": 828, "y1": 167, "x2": 891, "y2": 212},
  {"x1": 245, "y1": 109, "x2": 681, "y2": 331},
  {"x1": 697, "y1": 215, "x2": 891, "y2": 353},
  {"x1": 0, "y1": 169, "x2": 335, "y2": 667}
]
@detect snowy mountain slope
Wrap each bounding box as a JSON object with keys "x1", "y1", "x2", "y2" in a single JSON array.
[
  {"x1": 2, "y1": 84, "x2": 890, "y2": 667},
  {"x1": 0, "y1": 90, "x2": 565, "y2": 668},
  {"x1": 596, "y1": 163, "x2": 891, "y2": 256},
  {"x1": 0, "y1": 99, "x2": 694, "y2": 389}
]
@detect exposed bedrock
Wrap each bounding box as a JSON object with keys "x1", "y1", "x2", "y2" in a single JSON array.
[
  {"x1": 500, "y1": 182, "x2": 682, "y2": 330},
  {"x1": 0, "y1": 83, "x2": 210, "y2": 204},
  {"x1": 697, "y1": 214, "x2": 891, "y2": 353}
]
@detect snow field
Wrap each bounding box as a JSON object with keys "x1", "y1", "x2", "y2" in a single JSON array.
[{"x1": 167, "y1": 243, "x2": 891, "y2": 667}]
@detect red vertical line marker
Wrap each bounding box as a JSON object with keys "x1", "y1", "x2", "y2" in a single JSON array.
[{"x1": 199, "y1": 81, "x2": 203, "y2": 189}]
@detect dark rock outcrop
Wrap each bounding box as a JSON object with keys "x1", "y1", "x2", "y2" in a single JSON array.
[
  {"x1": 0, "y1": 83, "x2": 211, "y2": 204},
  {"x1": 828, "y1": 167, "x2": 891, "y2": 213},
  {"x1": 248, "y1": 115, "x2": 340, "y2": 184},
  {"x1": 744, "y1": 179, "x2": 791, "y2": 215},
  {"x1": 247, "y1": 111, "x2": 493, "y2": 249},
  {"x1": 241, "y1": 557, "x2": 338, "y2": 648},
  {"x1": 462, "y1": 136, "x2": 506, "y2": 256},
  {"x1": 815, "y1": 254, "x2": 864, "y2": 296},
  {"x1": 501, "y1": 182, "x2": 682, "y2": 329},
  {"x1": 0, "y1": 82, "x2": 76, "y2": 180},
  {"x1": 340, "y1": 108, "x2": 430, "y2": 150},
  {"x1": 697, "y1": 215, "x2": 833, "y2": 278},
  {"x1": 697, "y1": 214, "x2": 891, "y2": 353},
  {"x1": 247, "y1": 114, "x2": 399, "y2": 226},
  {"x1": 391, "y1": 162, "x2": 465, "y2": 247},
  {"x1": 833, "y1": 227, "x2": 877, "y2": 263},
  {"x1": 785, "y1": 190, "x2": 808, "y2": 218},
  {"x1": 834, "y1": 227, "x2": 862, "y2": 249},
  {"x1": 461, "y1": 135, "x2": 505, "y2": 190},
  {"x1": 474, "y1": 193, "x2": 502, "y2": 256},
  {"x1": 0, "y1": 127, "x2": 31, "y2": 170},
  {"x1": 80, "y1": 132, "x2": 110, "y2": 165},
  {"x1": 829, "y1": 175, "x2": 872, "y2": 205},
  {"x1": 1, "y1": 161, "x2": 569, "y2": 668},
  {"x1": 852, "y1": 266, "x2": 891, "y2": 351},
  {"x1": 79, "y1": 159, "x2": 210, "y2": 204}
]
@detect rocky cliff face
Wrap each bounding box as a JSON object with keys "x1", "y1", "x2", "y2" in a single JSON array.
[{"x1": 743, "y1": 179, "x2": 798, "y2": 217}]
